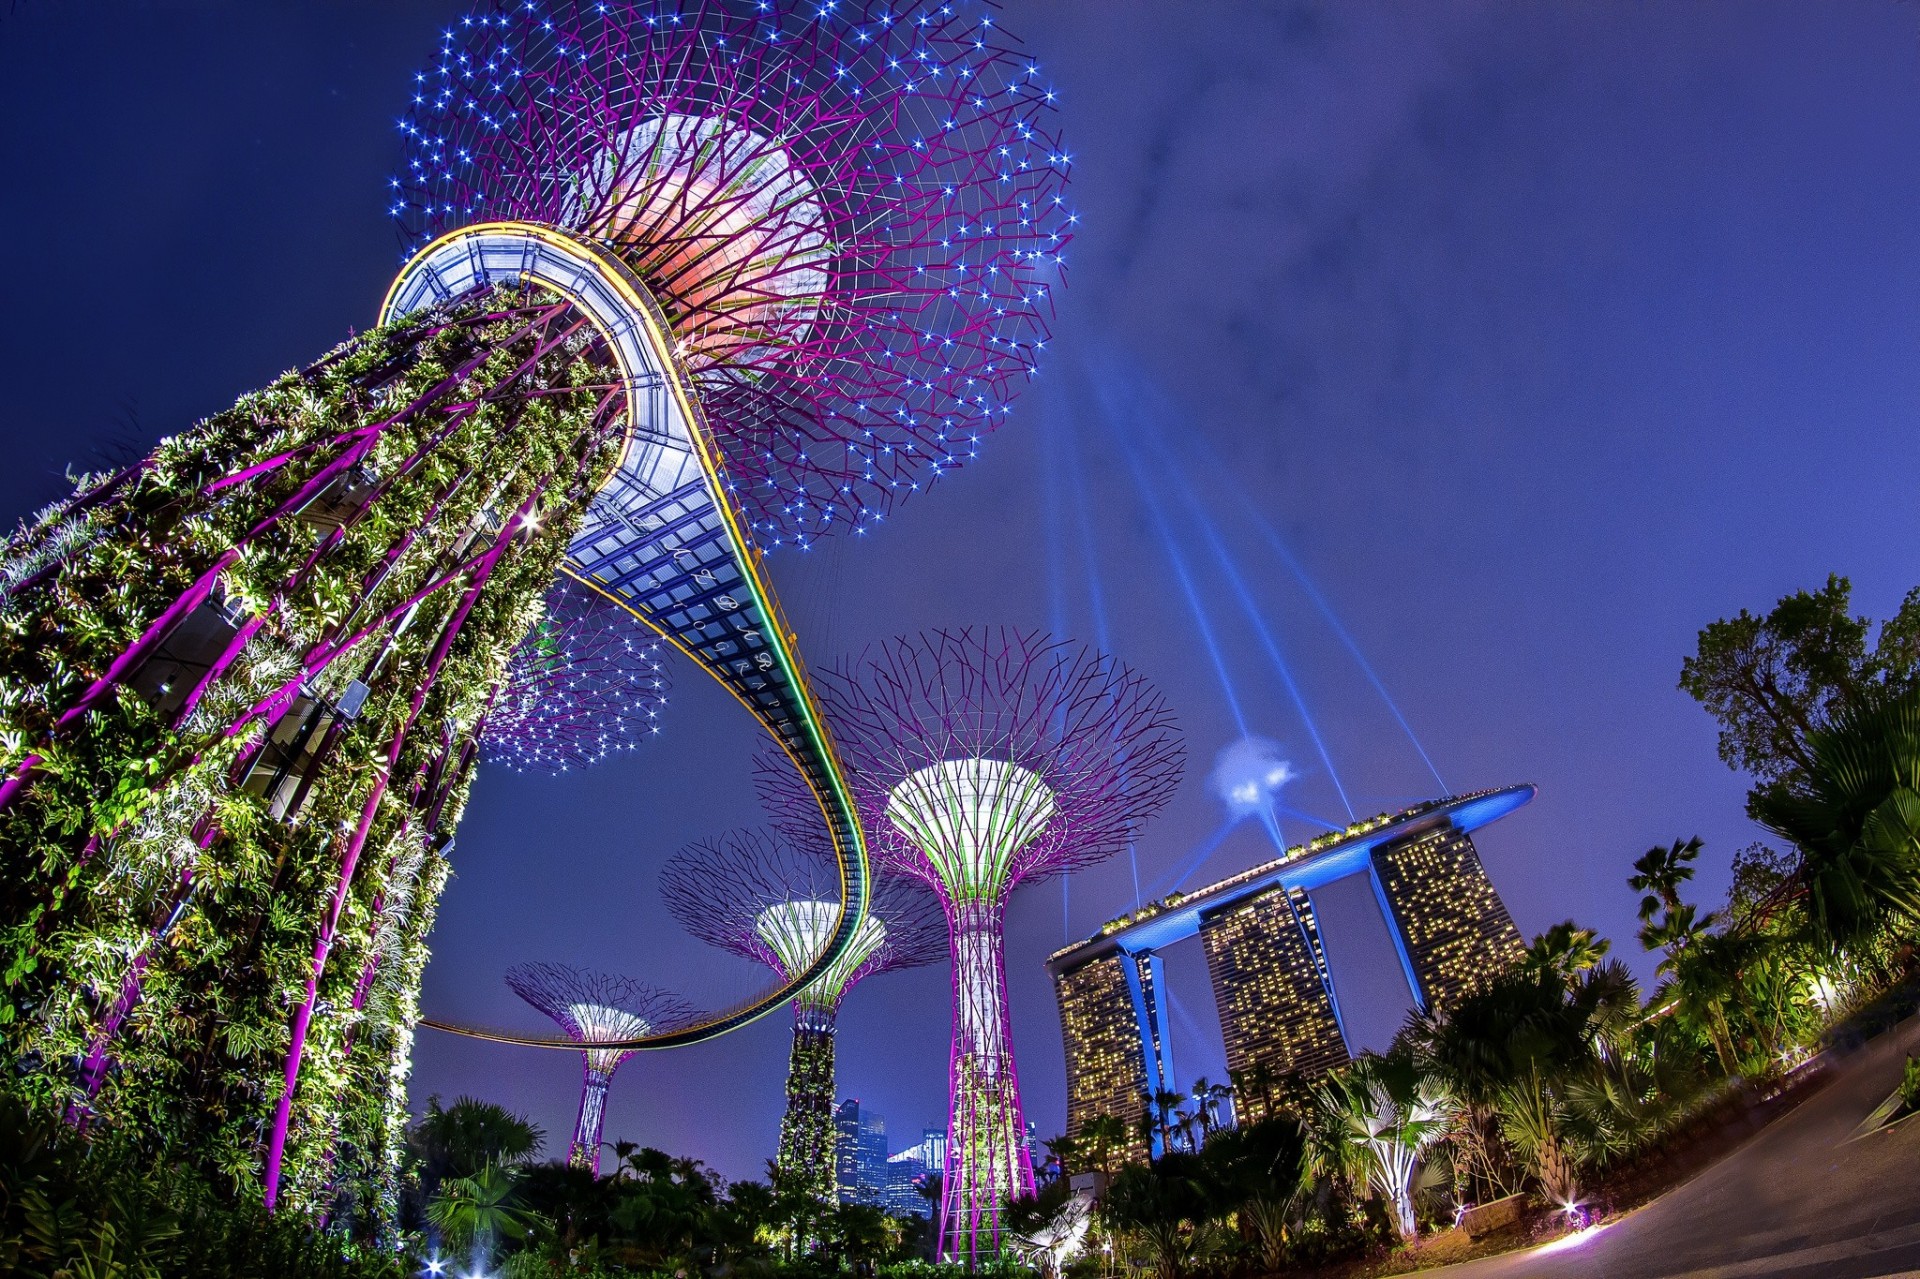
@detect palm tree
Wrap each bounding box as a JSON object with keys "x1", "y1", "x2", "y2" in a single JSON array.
[
  {"x1": 1754, "y1": 690, "x2": 1920, "y2": 949},
  {"x1": 1241, "y1": 1061, "x2": 1280, "y2": 1122},
  {"x1": 1307, "y1": 1052, "x2": 1448, "y2": 1242},
  {"x1": 1206, "y1": 1079, "x2": 1236, "y2": 1131},
  {"x1": 1042, "y1": 1132, "x2": 1081, "y2": 1181},
  {"x1": 427, "y1": 1164, "x2": 540, "y2": 1265},
  {"x1": 1188, "y1": 1078, "x2": 1216, "y2": 1140},
  {"x1": 1174, "y1": 1107, "x2": 1201, "y2": 1154},
  {"x1": 1523, "y1": 921, "x2": 1612, "y2": 987},
  {"x1": 410, "y1": 1096, "x2": 544, "y2": 1190},
  {"x1": 1079, "y1": 1113, "x2": 1130, "y2": 1181},
  {"x1": 1664, "y1": 928, "x2": 1757, "y2": 1073},
  {"x1": 1493, "y1": 1069, "x2": 1582, "y2": 1210},
  {"x1": 1098, "y1": 1159, "x2": 1218, "y2": 1279},
  {"x1": 1151, "y1": 1088, "x2": 1185, "y2": 1153},
  {"x1": 1629, "y1": 837, "x2": 1706, "y2": 929}
]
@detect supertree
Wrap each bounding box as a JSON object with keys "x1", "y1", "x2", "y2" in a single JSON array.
[
  {"x1": 0, "y1": 0, "x2": 1067, "y2": 1213},
  {"x1": 480, "y1": 578, "x2": 670, "y2": 772},
  {"x1": 0, "y1": 0, "x2": 1067, "y2": 1216},
  {"x1": 504, "y1": 963, "x2": 698, "y2": 1173},
  {"x1": 660, "y1": 829, "x2": 944, "y2": 1201},
  {"x1": 759, "y1": 628, "x2": 1184, "y2": 1262}
]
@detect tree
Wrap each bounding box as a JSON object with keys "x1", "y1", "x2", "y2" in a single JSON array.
[
  {"x1": 1629, "y1": 838, "x2": 1708, "y2": 933},
  {"x1": 1041, "y1": 1132, "x2": 1080, "y2": 1182},
  {"x1": 1680, "y1": 576, "x2": 1920, "y2": 814},
  {"x1": 1754, "y1": 688, "x2": 1920, "y2": 950},
  {"x1": 1078, "y1": 1114, "x2": 1131, "y2": 1181},
  {"x1": 1229, "y1": 1061, "x2": 1280, "y2": 1123},
  {"x1": 1306, "y1": 1051, "x2": 1447, "y2": 1242},
  {"x1": 427, "y1": 1164, "x2": 540, "y2": 1265},
  {"x1": 1149, "y1": 1088, "x2": 1185, "y2": 1153},
  {"x1": 1523, "y1": 921, "x2": 1612, "y2": 987},
  {"x1": 1406, "y1": 948, "x2": 1646, "y2": 1206},
  {"x1": 1190, "y1": 1078, "x2": 1232, "y2": 1140},
  {"x1": 1192, "y1": 1113, "x2": 1305, "y2": 1267},
  {"x1": 1098, "y1": 1157, "x2": 1220, "y2": 1279},
  {"x1": 410, "y1": 1096, "x2": 545, "y2": 1192}
]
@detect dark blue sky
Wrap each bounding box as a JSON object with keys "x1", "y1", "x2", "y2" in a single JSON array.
[{"x1": 3, "y1": 1, "x2": 1918, "y2": 1183}]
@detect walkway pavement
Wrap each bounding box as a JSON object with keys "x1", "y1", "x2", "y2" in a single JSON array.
[{"x1": 1433, "y1": 1013, "x2": 1920, "y2": 1279}]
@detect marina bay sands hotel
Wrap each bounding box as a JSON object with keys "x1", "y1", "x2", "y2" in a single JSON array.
[{"x1": 1047, "y1": 785, "x2": 1532, "y2": 1153}]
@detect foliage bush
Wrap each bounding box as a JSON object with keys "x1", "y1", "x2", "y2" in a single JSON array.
[{"x1": 0, "y1": 1090, "x2": 403, "y2": 1278}]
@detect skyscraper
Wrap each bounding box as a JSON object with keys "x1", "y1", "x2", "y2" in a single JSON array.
[
  {"x1": 1369, "y1": 824, "x2": 1525, "y2": 1012},
  {"x1": 1048, "y1": 788, "x2": 1535, "y2": 1132},
  {"x1": 1052, "y1": 952, "x2": 1153, "y2": 1160},
  {"x1": 834, "y1": 1099, "x2": 889, "y2": 1208},
  {"x1": 1200, "y1": 887, "x2": 1348, "y2": 1112}
]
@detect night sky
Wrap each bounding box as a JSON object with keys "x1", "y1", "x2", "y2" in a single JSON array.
[{"x1": 4, "y1": 1, "x2": 1919, "y2": 1184}]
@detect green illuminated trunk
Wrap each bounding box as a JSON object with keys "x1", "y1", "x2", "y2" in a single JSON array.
[
  {"x1": 0, "y1": 286, "x2": 620, "y2": 1218},
  {"x1": 777, "y1": 1008, "x2": 839, "y2": 1202}
]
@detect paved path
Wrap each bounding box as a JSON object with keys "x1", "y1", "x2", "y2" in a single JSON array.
[{"x1": 1434, "y1": 1014, "x2": 1920, "y2": 1279}]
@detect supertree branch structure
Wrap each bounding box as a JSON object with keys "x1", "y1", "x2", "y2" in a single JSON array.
[
  {"x1": 759, "y1": 628, "x2": 1183, "y2": 1262},
  {"x1": 0, "y1": 0, "x2": 1067, "y2": 1219},
  {"x1": 660, "y1": 829, "x2": 944, "y2": 1200},
  {"x1": 480, "y1": 577, "x2": 670, "y2": 772},
  {"x1": 505, "y1": 963, "x2": 698, "y2": 1173},
  {"x1": 396, "y1": 0, "x2": 1071, "y2": 548}
]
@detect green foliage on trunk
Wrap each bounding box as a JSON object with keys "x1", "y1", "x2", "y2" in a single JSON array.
[{"x1": 0, "y1": 287, "x2": 620, "y2": 1217}]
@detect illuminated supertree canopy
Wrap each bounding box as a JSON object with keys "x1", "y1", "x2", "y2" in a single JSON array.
[
  {"x1": 0, "y1": 0, "x2": 1068, "y2": 1221},
  {"x1": 660, "y1": 828, "x2": 944, "y2": 1200},
  {"x1": 394, "y1": 0, "x2": 1072, "y2": 548},
  {"x1": 504, "y1": 962, "x2": 699, "y2": 1173},
  {"x1": 759, "y1": 627, "x2": 1184, "y2": 1261},
  {"x1": 479, "y1": 578, "x2": 670, "y2": 772}
]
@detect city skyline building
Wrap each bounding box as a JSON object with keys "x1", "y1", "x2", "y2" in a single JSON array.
[
  {"x1": 659, "y1": 829, "x2": 944, "y2": 1202},
  {"x1": 0, "y1": 0, "x2": 1068, "y2": 1215},
  {"x1": 767, "y1": 628, "x2": 1183, "y2": 1262},
  {"x1": 504, "y1": 963, "x2": 699, "y2": 1174},
  {"x1": 1048, "y1": 787, "x2": 1533, "y2": 1134},
  {"x1": 833, "y1": 1098, "x2": 890, "y2": 1208}
]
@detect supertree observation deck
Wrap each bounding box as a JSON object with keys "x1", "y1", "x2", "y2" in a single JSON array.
[
  {"x1": 760, "y1": 628, "x2": 1184, "y2": 1262},
  {"x1": 0, "y1": 0, "x2": 1067, "y2": 1218},
  {"x1": 480, "y1": 578, "x2": 670, "y2": 772},
  {"x1": 660, "y1": 829, "x2": 944, "y2": 1201},
  {"x1": 505, "y1": 963, "x2": 699, "y2": 1173}
]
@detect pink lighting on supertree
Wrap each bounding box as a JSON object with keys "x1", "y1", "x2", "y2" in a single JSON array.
[
  {"x1": 760, "y1": 628, "x2": 1184, "y2": 1261},
  {"x1": 479, "y1": 579, "x2": 671, "y2": 772},
  {"x1": 504, "y1": 963, "x2": 699, "y2": 1173},
  {"x1": 660, "y1": 828, "x2": 945, "y2": 1199},
  {"x1": 394, "y1": 0, "x2": 1072, "y2": 549}
]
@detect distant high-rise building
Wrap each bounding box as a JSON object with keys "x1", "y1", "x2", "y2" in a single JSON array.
[
  {"x1": 884, "y1": 1150, "x2": 932, "y2": 1218},
  {"x1": 876, "y1": 1126, "x2": 948, "y2": 1218},
  {"x1": 834, "y1": 1099, "x2": 889, "y2": 1207},
  {"x1": 1369, "y1": 824, "x2": 1524, "y2": 1013},
  {"x1": 1048, "y1": 788, "x2": 1534, "y2": 1129}
]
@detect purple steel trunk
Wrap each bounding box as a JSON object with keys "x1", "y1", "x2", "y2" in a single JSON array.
[
  {"x1": 937, "y1": 897, "x2": 1034, "y2": 1264},
  {"x1": 571, "y1": 1061, "x2": 617, "y2": 1175}
]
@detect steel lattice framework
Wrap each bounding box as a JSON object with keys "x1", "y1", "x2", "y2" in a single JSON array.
[
  {"x1": 660, "y1": 828, "x2": 944, "y2": 1200},
  {"x1": 480, "y1": 577, "x2": 670, "y2": 771},
  {"x1": 505, "y1": 962, "x2": 699, "y2": 1173},
  {"x1": 760, "y1": 627, "x2": 1183, "y2": 1262},
  {"x1": 394, "y1": 0, "x2": 1071, "y2": 549}
]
